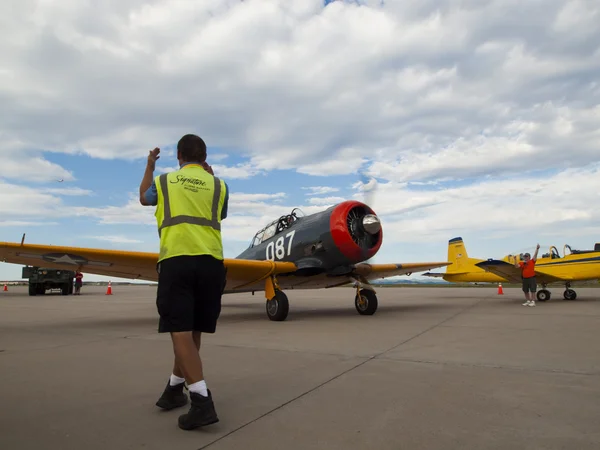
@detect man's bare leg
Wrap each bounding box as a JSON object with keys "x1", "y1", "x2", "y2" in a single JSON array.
[
  {"x1": 173, "y1": 332, "x2": 201, "y2": 378},
  {"x1": 171, "y1": 332, "x2": 204, "y2": 384}
]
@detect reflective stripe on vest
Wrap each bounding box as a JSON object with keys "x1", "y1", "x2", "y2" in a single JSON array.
[{"x1": 157, "y1": 172, "x2": 222, "y2": 237}]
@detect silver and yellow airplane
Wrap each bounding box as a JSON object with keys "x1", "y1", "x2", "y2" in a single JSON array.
[
  {"x1": 0, "y1": 200, "x2": 450, "y2": 321},
  {"x1": 423, "y1": 237, "x2": 600, "y2": 302}
]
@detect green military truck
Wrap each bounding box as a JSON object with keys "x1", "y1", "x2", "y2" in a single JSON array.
[{"x1": 22, "y1": 266, "x2": 75, "y2": 296}]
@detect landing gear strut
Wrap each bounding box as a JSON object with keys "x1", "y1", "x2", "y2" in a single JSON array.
[
  {"x1": 265, "y1": 276, "x2": 289, "y2": 321},
  {"x1": 354, "y1": 283, "x2": 378, "y2": 315}
]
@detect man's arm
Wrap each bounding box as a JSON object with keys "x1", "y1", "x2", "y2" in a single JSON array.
[
  {"x1": 512, "y1": 255, "x2": 520, "y2": 268},
  {"x1": 141, "y1": 180, "x2": 158, "y2": 206},
  {"x1": 533, "y1": 244, "x2": 540, "y2": 261},
  {"x1": 140, "y1": 148, "x2": 160, "y2": 206}
]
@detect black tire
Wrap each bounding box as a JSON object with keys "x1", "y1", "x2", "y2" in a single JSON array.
[
  {"x1": 563, "y1": 289, "x2": 577, "y2": 300},
  {"x1": 266, "y1": 290, "x2": 289, "y2": 321},
  {"x1": 536, "y1": 290, "x2": 551, "y2": 302},
  {"x1": 28, "y1": 284, "x2": 36, "y2": 296},
  {"x1": 61, "y1": 283, "x2": 69, "y2": 295},
  {"x1": 355, "y1": 289, "x2": 378, "y2": 315}
]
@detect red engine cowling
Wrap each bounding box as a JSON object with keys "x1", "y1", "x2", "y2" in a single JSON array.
[{"x1": 329, "y1": 200, "x2": 383, "y2": 263}]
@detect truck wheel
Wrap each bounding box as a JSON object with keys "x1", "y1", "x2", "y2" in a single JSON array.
[
  {"x1": 61, "y1": 283, "x2": 69, "y2": 295},
  {"x1": 29, "y1": 285, "x2": 36, "y2": 296}
]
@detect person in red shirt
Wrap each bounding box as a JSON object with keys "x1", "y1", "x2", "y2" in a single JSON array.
[
  {"x1": 514, "y1": 244, "x2": 540, "y2": 306},
  {"x1": 74, "y1": 271, "x2": 83, "y2": 295}
]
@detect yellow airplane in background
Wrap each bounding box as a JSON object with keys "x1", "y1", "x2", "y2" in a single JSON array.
[{"x1": 423, "y1": 237, "x2": 600, "y2": 302}]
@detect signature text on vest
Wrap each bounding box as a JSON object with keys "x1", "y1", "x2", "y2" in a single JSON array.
[{"x1": 170, "y1": 175, "x2": 209, "y2": 193}]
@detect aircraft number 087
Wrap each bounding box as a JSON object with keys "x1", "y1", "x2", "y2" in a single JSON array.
[{"x1": 266, "y1": 230, "x2": 296, "y2": 261}]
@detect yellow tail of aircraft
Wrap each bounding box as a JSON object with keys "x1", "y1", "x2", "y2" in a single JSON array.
[
  {"x1": 424, "y1": 237, "x2": 505, "y2": 283},
  {"x1": 424, "y1": 237, "x2": 600, "y2": 302}
]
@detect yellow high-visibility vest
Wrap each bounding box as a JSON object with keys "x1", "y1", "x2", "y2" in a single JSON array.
[{"x1": 154, "y1": 164, "x2": 226, "y2": 262}]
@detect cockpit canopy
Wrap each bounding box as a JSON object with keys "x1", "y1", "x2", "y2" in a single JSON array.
[
  {"x1": 541, "y1": 246, "x2": 562, "y2": 259},
  {"x1": 250, "y1": 208, "x2": 305, "y2": 247},
  {"x1": 540, "y1": 243, "x2": 600, "y2": 259}
]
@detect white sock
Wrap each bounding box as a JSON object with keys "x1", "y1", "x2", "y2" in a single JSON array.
[
  {"x1": 188, "y1": 380, "x2": 208, "y2": 397},
  {"x1": 169, "y1": 374, "x2": 185, "y2": 386}
]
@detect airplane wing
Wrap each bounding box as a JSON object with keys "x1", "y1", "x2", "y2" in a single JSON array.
[
  {"x1": 0, "y1": 242, "x2": 297, "y2": 292},
  {"x1": 354, "y1": 262, "x2": 451, "y2": 281},
  {"x1": 271, "y1": 261, "x2": 451, "y2": 291},
  {"x1": 474, "y1": 259, "x2": 566, "y2": 284}
]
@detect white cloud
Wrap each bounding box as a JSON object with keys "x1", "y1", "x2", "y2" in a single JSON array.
[
  {"x1": 360, "y1": 163, "x2": 600, "y2": 244},
  {"x1": 43, "y1": 187, "x2": 94, "y2": 196},
  {"x1": 308, "y1": 196, "x2": 346, "y2": 206},
  {"x1": 0, "y1": 181, "x2": 67, "y2": 219},
  {"x1": 2, "y1": 0, "x2": 597, "y2": 179},
  {"x1": 0, "y1": 221, "x2": 59, "y2": 227},
  {"x1": 212, "y1": 163, "x2": 263, "y2": 179},
  {"x1": 0, "y1": 154, "x2": 75, "y2": 183},
  {"x1": 156, "y1": 165, "x2": 179, "y2": 174},
  {"x1": 72, "y1": 196, "x2": 156, "y2": 226},
  {"x1": 303, "y1": 186, "x2": 340, "y2": 195},
  {"x1": 88, "y1": 235, "x2": 144, "y2": 244},
  {"x1": 230, "y1": 192, "x2": 287, "y2": 202},
  {"x1": 210, "y1": 153, "x2": 229, "y2": 161}
]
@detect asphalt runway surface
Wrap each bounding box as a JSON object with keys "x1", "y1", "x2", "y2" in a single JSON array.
[{"x1": 1, "y1": 284, "x2": 599, "y2": 449}]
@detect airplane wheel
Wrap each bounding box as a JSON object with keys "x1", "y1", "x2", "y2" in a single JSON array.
[
  {"x1": 563, "y1": 289, "x2": 577, "y2": 300},
  {"x1": 536, "y1": 290, "x2": 551, "y2": 302},
  {"x1": 355, "y1": 289, "x2": 378, "y2": 315},
  {"x1": 266, "y1": 290, "x2": 289, "y2": 321}
]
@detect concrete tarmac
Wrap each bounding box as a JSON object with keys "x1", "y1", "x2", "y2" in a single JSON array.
[{"x1": 1, "y1": 284, "x2": 599, "y2": 449}]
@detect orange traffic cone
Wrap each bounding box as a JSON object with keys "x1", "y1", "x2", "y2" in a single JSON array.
[
  {"x1": 106, "y1": 281, "x2": 112, "y2": 295},
  {"x1": 498, "y1": 283, "x2": 504, "y2": 295},
  {"x1": 3, "y1": 283, "x2": 7, "y2": 292}
]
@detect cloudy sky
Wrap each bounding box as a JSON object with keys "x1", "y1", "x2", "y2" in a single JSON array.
[{"x1": 1, "y1": 0, "x2": 599, "y2": 282}]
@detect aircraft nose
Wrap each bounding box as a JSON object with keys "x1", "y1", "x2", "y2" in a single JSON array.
[{"x1": 362, "y1": 214, "x2": 381, "y2": 234}]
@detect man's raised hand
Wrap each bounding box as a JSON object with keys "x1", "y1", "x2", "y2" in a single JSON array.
[{"x1": 148, "y1": 147, "x2": 160, "y2": 169}]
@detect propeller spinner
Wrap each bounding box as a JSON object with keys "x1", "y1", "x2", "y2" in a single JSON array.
[{"x1": 362, "y1": 214, "x2": 381, "y2": 234}]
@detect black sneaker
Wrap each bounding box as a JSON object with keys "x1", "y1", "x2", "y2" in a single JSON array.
[
  {"x1": 178, "y1": 390, "x2": 219, "y2": 430},
  {"x1": 155, "y1": 381, "x2": 188, "y2": 410}
]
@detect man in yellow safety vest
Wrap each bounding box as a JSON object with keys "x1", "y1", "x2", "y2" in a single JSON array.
[{"x1": 139, "y1": 134, "x2": 229, "y2": 430}]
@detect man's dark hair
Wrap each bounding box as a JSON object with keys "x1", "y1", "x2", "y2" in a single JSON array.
[{"x1": 177, "y1": 134, "x2": 207, "y2": 163}]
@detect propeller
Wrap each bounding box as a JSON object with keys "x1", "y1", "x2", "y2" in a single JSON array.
[
  {"x1": 355, "y1": 167, "x2": 380, "y2": 265},
  {"x1": 358, "y1": 169, "x2": 377, "y2": 210}
]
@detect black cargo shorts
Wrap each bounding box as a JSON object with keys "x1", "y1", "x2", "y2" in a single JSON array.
[
  {"x1": 156, "y1": 254, "x2": 227, "y2": 333},
  {"x1": 522, "y1": 276, "x2": 537, "y2": 293}
]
